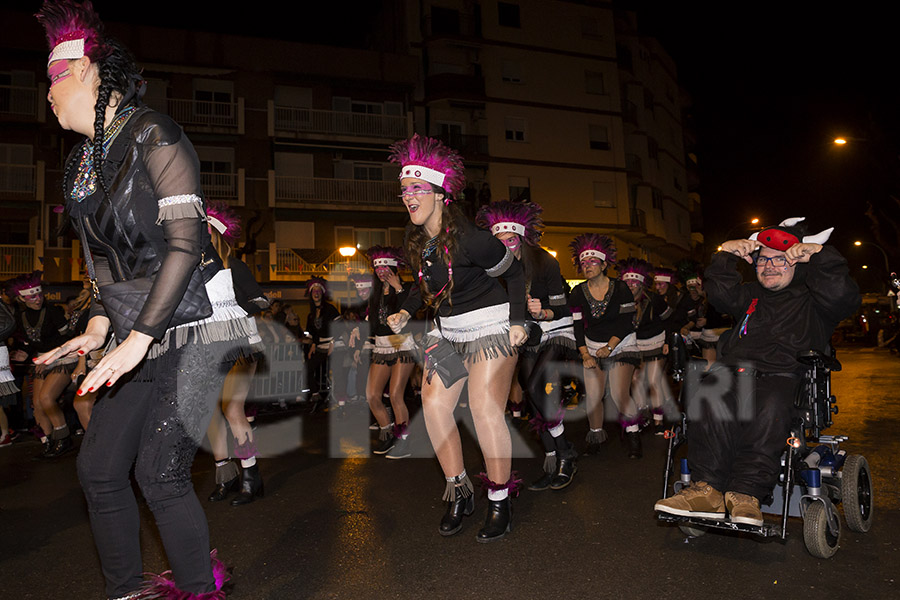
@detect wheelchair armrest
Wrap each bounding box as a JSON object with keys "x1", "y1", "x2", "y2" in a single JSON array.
[{"x1": 796, "y1": 349, "x2": 841, "y2": 372}]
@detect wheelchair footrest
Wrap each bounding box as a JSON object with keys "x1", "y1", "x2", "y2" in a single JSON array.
[{"x1": 657, "y1": 512, "x2": 782, "y2": 538}]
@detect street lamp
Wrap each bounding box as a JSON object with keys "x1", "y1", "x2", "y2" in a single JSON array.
[
  {"x1": 339, "y1": 247, "x2": 357, "y2": 308},
  {"x1": 722, "y1": 217, "x2": 762, "y2": 243},
  {"x1": 853, "y1": 240, "x2": 890, "y2": 275}
]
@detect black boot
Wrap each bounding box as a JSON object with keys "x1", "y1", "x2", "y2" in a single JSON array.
[
  {"x1": 43, "y1": 435, "x2": 74, "y2": 459},
  {"x1": 476, "y1": 497, "x2": 512, "y2": 543},
  {"x1": 550, "y1": 449, "x2": 578, "y2": 490},
  {"x1": 231, "y1": 463, "x2": 264, "y2": 506},
  {"x1": 439, "y1": 492, "x2": 475, "y2": 536},
  {"x1": 626, "y1": 431, "x2": 643, "y2": 459},
  {"x1": 528, "y1": 451, "x2": 556, "y2": 491},
  {"x1": 208, "y1": 476, "x2": 240, "y2": 502}
]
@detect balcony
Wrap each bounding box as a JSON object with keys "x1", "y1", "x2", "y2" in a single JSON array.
[
  {"x1": 0, "y1": 244, "x2": 36, "y2": 278},
  {"x1": 269, "y1": 173, "x2": 401, "y2": 211},
  {"x1": 146, "y1": 97, "x2": 244, "y2": 133},
  {"x1": 271, "y1": 105, "x2": 409, "y2": 140},
  {"x1": 425, "y1": 73, "x2": 486, "y2": 102},
  {"x1": 625, "y1": 154, "x2": 643, "y2": 179},
  {"x1": 0, "y1": 83, "x2": 44, "y2": 121},
  {"x1": 269, "y1": 244, "x2": 373, "y2": 283},
  {"x1": 201, "y1": 169, "x2": 245, "y2": 205},
  {"x1": 0, "y1": 163, "x2": 40, "y2": 197}
]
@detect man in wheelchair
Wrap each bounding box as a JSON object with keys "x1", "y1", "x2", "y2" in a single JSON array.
[{"x1": 654, "y1": 218, "x2": 860, "y2": 527}]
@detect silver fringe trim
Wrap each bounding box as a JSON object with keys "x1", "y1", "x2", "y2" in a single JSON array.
[
  {"x1": 215, "y1": 460, "x2": 240, "y2": 484},
  {"x1": 146, "y1": 315, "x2": 259, "y2": 361},
  {"x1": 0, "y1": 380, "x2": 20, "y2": 396},
  {"x1": 379, "y1": 424, "x2": 394, "y2": 441},
  {"x1": 586, "y1": 429, "x2": 608, "y2": 445},
  {"x1": 448, "y1": 331, "x2": 516, "y2": 363},
  {"x1": 543, "y1": 451, "x2": 557, "y2": 474},
  {"x1": 442, "y1": 472, "x2": 474, "y2": 502},
  {"x1": 155, "y1": 194, "x2": 204, "y2": 224}
]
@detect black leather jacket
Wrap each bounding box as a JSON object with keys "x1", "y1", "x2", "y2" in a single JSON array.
[{"x1": 65, "y1": 106, "x2": 220, "y2": 340}]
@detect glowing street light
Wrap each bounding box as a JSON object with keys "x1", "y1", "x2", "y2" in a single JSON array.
[
  {"x1": 339, "y1": 246, "x2": 356, "y2": 257},
  {"x1": 750, "y1": 217, "x2": 760, "y2": 225},
  {"x1": 834, "y1": 138, "x2": 847, "y2": 145}
]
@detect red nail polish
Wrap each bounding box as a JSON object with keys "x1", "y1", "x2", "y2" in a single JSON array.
[
  {"x1": 77, "y1": 350, "x2": 85, "y2": 355},
  {"x1": 106, "y1": 381, "x2": 113, "y2": 387},
  {"x1": 76, "y1": 389, "x2": 83, "y2": 395},
  {"x1": 88, "y1": 387, "x2": 94, "y2": 393},
  {"x1": 32, "y1": 358, "x2": 37, "y2": 362}
]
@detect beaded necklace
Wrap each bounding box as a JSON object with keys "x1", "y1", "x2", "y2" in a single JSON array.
[
  {"x1": 21, "y1": 307, "x2": 46, "y2": 344},
  {"x1": 419, "y1": 230, "x2": 453, "y2": 298},
  {"x1": 70, "y1": 106, "x2": 137, "y2": 202}
]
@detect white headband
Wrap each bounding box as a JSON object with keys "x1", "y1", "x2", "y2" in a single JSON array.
[
  {"x1": 48, "y1": 39, "x2": 85, "y2": 66},
  {"x1": 686, "y1": 277, "x2": 701, "y2": 286},
  {"x1": 491, "y1": 222, "x2": 526, "y2": 236},
  {"x1": 354, "y1": 281, "x2": 373, "y2": 289},
  {"x1": 373, "y1": 257, "x2": 399, "y2": 268},
  {"x1": 399, "y1": 164, "x2": 446, "y2": 189},
  {"x1": 208, "y1": 216, "x2": 227, "y2": 235},
  {"x1": 19, "y1": 285, "x2": 42, "y2": 297},
  {"x1": 622, "y1": 272, "x2": 646, "y2": 283},
  {"x1": 579, "y1": 249, "x2": 607, "y2": 262},
  {"x1": 654, "y1": 275, "x2": 672, "y2": 283}
]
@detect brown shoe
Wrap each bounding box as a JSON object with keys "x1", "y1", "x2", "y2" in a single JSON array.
[
  {"x1": 725, "y1": 492, "x2": 763, "y2": 526},
  {"x1": 654, "y1": 481, "x2": 725, "y2": 519}
]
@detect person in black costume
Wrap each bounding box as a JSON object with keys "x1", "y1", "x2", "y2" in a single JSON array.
[
  {"x1": 655, "y1": 218, "x2": 859, "y2": 526},
  {"x1": 387, "y1": 135, "x2": 528, "y2": 542},
  {"x1": 34, "y1": 2, "x2": 256, "y2": 597},
  {"x1": 476, "y1": 200, "x2": 579, "y2": 490},
  {"x1": 305, "y1": 276, "x2": 339, "y2": 407},
  {"x1": 7, "y1": 271, "x2": 75, "y2": 458},
  {"x1": 364, "y1": 246, "x2": 420, "y2": 459}
]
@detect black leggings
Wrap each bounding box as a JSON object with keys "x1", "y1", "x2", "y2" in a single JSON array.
[
  {"x1": 518, "y1": 343, "x2": 572, "y2": 453},
  {"x1": 77, "y1": 341, "x2": 231, "y2": 598}
]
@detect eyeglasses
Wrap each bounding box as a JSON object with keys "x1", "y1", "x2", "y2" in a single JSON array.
[
  {"x1": 756, "y1": 256, "x2": 789, "y2": 268},
  {"x1": 398, "y1": 187, "x2": 434, "y2": 199}
]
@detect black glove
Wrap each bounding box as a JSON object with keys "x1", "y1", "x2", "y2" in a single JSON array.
[{"x1": 424, "y1": 337, "x2": 468, "y2": 388}]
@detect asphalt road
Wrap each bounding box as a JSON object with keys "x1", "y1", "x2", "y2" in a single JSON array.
[{"x1": 1, "y1": 346, "x2": 897, "y2": 599}]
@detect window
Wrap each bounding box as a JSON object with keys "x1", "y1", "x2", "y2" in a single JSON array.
[
  {"x1": 508, "y1": 176, "x2": 530, "y2": 202},
  {"x1": 193, "y1": 79, "x2": 234, "y2": 119},
  {"x1": 355, "y1": 228, "x2": 389, "y2": 249},
  {"x1": 589, "y1": 124, "x2": 610, "y2": 151},
  {"x1": 593, "y1": 182, "x2": 616, "y2": 208},
  {"x1": 652, "y1": 189, "x2": 665, "y2": 219},
  {"x1": 505, "y1": 117, "x2": 526, "y2": 142},
  {"x1": 674, "y1": 176, "x2": 682, "y2": 191},
  {"x1": 0, "y1": 70, "x2": 36, "y2": 116},
  {"x1": 616, "y1": 44, "x2": 633, "y2": 73},
  {"x1": 0, "y1": 143, "x2": 34, "y2": 194},
  {"x1": 498, "y1": 2, "x2": 520, "y2": 28},
  {"x1": 501, "y1": 60, "x2": 523, "y2": 84},
  {"x1": 430, "y1": 7, "x2": 461, "y2": 35},
  {"x1": 353, "y1": 163, "x2": 384, "y2": 181},
  {"x1": 648, "y1": 137, "x2": 659, "y2": 162},
  {"x1": 196, "y1": 147, "x2": 234, "y2": 198},
  {"x1": 585, "y1": 71, "x2": 605, "y2": 95}
]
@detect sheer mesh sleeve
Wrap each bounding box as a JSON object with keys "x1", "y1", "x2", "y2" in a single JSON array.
[
  {"x1": 132, "y1": 218, "x2": 204, "y2": 339},
  {"x1": 138, "y1": 114, "x2": 205, "y2": 223},
  {"x1": 88, "y1": 255, "x2": 112, "y2": 321}
]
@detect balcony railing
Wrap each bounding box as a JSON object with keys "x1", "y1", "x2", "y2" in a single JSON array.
[
  {"x1": 147, "y1": 97, "x2": 243, "y2": 131},
  {"x1": 0, "y1": 244, "x2": 36, "y2": 277},
  {"x1": 273, "y1": 106, "x2": 408, "y2": 139},
  {"x1": 0, "y1": 84, "x2": 39, "y2": 118},
  {"x1": 625, "y1": 154, "x2": 643, "y2": 178},
  {"x1": 201, "y1": 170, "x2": 244, "y2": 205},
  {"x1": 271, "y1": 246, "x2": 373, "y2": 281},
  {"x1": 0, "y1": 164, "x2": 36, "y2": 195},
  {"x1": 272, "y1": 175, "x2": 397, "y2": 208}
]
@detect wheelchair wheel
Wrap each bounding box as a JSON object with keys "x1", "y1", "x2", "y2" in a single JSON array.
[
  {"x1": 678, "y1": 524, "x2": 707, "y2": 538},
  {"x1": 803, "y1": 502, "x2": 841, "y2": 558},
  {"x1": 841, "y1": 454, "x2": 874, "y2": 533}
]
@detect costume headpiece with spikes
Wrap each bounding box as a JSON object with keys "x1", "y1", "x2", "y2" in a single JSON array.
[
  {"x1": 619, "y1": 258, "x2": 652, "y2": 285},
  {"x1": 570, "y1": 233, "x2": 617, "y2": 272},
  {"x1": 8, "y1": 270, "x2": 44, "y2": 298},
  {"x1": 749, "y1": 217, "x2": 833, "y2": 251},
  {"x1": 676, "y1": 259, "x2": 703, "y2": 287},
  {"x1": 653, "y1": 266, "x2": 676, "y2": 285},
  {"x1": 366, "y1": 245, "x2": 406, "y2": 269},
  {"x1": 475, "y1": 200, "x2": 544, "y2": 246},
  {"x1": 306, "y1": 276, "x2": 328, "y2": 296},
  {"x1": 36, "y1": 0, "x2": 110, "y2": 68},
  {"x1": 349, "y1": 272, "x2": 374, "y2": 290},
  {"x1": 205, "y1": 201, "x2": 241, "y2": 245},
  {"x1": 389, "y1": 134, "x2": 466, "y2": 201}
]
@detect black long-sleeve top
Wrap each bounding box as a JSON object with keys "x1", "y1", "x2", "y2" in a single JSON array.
[
  {"x1": 634, "y1": 290, "x2": 670, "y2": 340},
  {"x1": 14, "y1": 304, "x2": 68, "y2": 356},
  {"x1": 306, "y1": 301, "x2": 340, "y2": 345},
  {"x1": 370, "y1": 281, "x2": 411, "y2": 336},
  {"x1": 400, "y1": 220, "x2": 526, "y2": 326},
  {"x1": 570, "y1": 278, "x2": 635, "y2": 347},
  {"x1": 230, "y1": 258, "x2": 269, "y2": 316},
  {"x1": 705, "y1": 247, "x2": 860, "y2": 373},
  {"x1": 523, "y1": 245, "x2": 571, "y2": 320}
]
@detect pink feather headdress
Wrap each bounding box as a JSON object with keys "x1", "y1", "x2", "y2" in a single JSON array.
[
  {"x1": 205, "y1": 201, "x2": 241, "y2": 245},
  {"x1": 366, "y1": 245, "x2": 406, "y2": 269},
  {"x1": 389, "y1": 134, "x2": 466, "y2": 200},
  {"x1": 36, "y1": 0, "x2": 110, "y2": 66},
  {"x1": 475, "y1": 200, "x2": 544, "y2": 246},
  {"x1": 618, "y1": 258, "x2": 652, "y2": 285},
  {"x1": 349, "y1": 272, "x2": 374, "y2": 289},
  {"x1": 570, "y1": 234, "x2": 617, "y2": 272},
  {"x1": 7, "y1": 270, "x2": 44, "y2": 298},
  {"x1": 306, "y1": 276, "x2": 328, "y2": 295}
]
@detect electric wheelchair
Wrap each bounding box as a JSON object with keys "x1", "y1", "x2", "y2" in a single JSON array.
[{"x1": 657, "y1": 334, "x2": 874, "y2": 558}]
